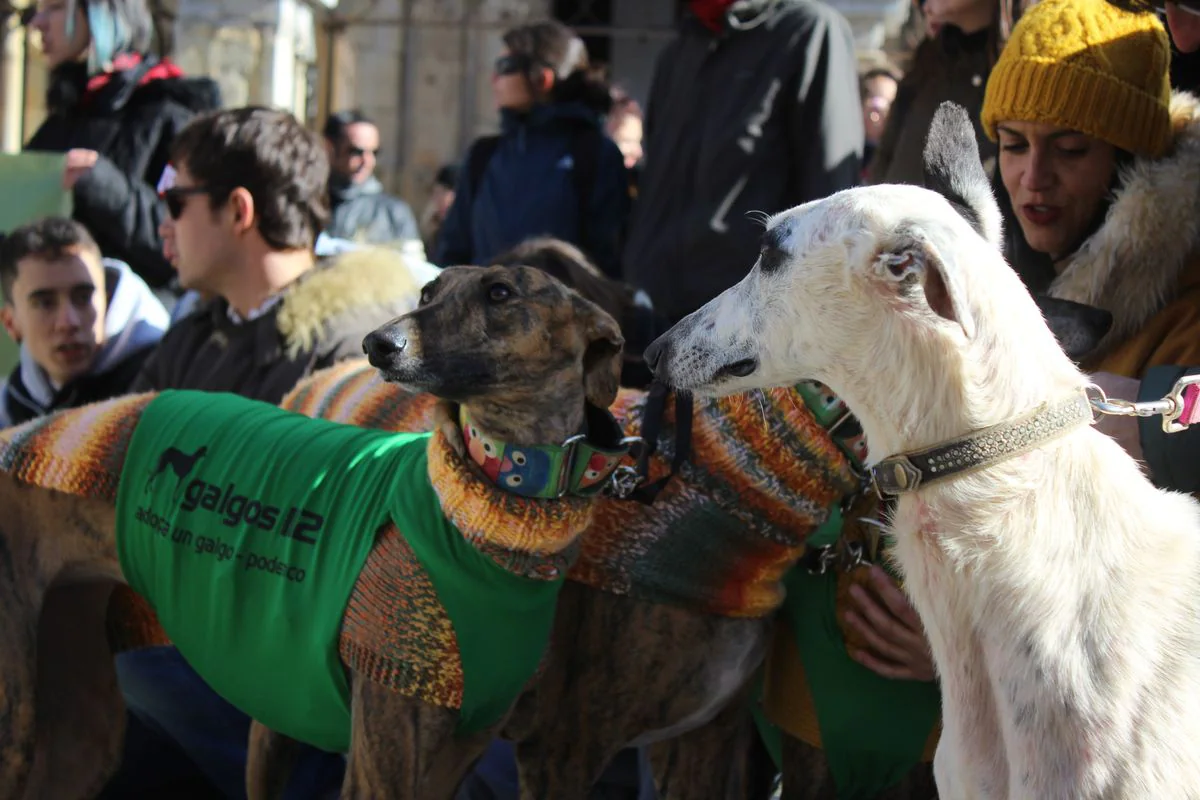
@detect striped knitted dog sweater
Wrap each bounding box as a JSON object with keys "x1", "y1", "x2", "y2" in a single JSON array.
[{"x1": 281, "y1": 360, "x2": 859, "y2": 617}]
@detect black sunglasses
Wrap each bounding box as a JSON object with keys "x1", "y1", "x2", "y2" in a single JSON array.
[
  {"x1": 162, "y1": 186, "x2": 221, "y2": 220},
  {"x1": 347, "y1": 146, "x2": 379, "y2": 158},
  {"x1": 494, "y1": 53, "x2": 533, "y2": 77}
]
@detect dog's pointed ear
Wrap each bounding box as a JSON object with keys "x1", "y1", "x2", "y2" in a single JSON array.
[
  {"x1": 923, "y1": 102, "x2": 1003, "y2": 250},
  {"x1": 573, "y1": 294, "x2": 625, "y2": 409},
  {"x1": 876, "y1": 236, "x2": 977, "y2": 339}
]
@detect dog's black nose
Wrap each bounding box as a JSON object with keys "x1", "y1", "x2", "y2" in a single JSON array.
[
  {"x1": 643, "y1": 336, "x2": 669, "y2": 379},
  {"x1": 362, "y1": 329, "x2": 407, "y2": 365}
]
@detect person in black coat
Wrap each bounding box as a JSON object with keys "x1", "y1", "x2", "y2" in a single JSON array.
[
  {"x1": 24, "y1": 0, "x2": 221, "y2": 291},
  {"x1": 433, "y1": 20, "x2": 629, "y2": 278},
  {"x1": 620, "y1": 0, "x2": 864, "y2": 324}
]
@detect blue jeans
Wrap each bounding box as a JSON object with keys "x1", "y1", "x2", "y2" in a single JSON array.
[{"x1": 114, "y1": 646, "x2": 345, "y2": 799}]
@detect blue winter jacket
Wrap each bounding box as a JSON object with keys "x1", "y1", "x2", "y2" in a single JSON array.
[{"x1": 433, "y1": 102, "x2": 628, "y2": 276}]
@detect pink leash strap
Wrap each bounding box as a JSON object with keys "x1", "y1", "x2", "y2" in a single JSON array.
[{"x1": 1179, "y1": 381, "x2": 1200, "y2": 427}]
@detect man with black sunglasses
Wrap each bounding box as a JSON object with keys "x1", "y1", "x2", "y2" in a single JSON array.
[{"x1": 321, "y1": 109, "x2": 421, "y2": 248}]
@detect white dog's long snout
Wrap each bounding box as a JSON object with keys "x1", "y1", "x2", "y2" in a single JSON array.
[{"x1": 644, "y1": 284, "x2": 766, "y2": 397}]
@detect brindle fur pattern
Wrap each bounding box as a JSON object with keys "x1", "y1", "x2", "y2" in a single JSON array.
[
  {"x1": 278, "y1": 360, "x2": 879, "y2": 800},
  {"x1": 0, "y1": 479, "x2": 120, "y2": 799},
  {"x1": 386, "y1": 263, "x2": 623, "y2": 443},
  {"x1": 0, "y1": 265, "x2": 623, "y2": 800},
  {"x1": 504, "y1": 582, "x2": 769, "y2": 799}
]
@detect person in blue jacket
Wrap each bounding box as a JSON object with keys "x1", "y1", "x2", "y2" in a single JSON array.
[{"x1": 433, "y1": 20, "x2": 629, "y2": 277}]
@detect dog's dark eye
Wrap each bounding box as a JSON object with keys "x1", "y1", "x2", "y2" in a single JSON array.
[
  {"x1": 758, "y1": 244, "x2": 787, "y2": 275},
  {"x1": 487, "y1": 283, "x2": 513, "y2": 304},
  {"x1": 419, "y1": 286, "x2": 435, "y2": 306}
]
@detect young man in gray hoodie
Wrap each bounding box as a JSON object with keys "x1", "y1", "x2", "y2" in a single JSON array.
[{"x1": 0, "y1": 216, "x2": 167, "y2": 427}]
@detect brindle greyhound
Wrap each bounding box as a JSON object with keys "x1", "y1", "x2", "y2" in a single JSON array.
[
  {"x1": 0, "y1": 265, "x2": 625, "y2": 800},
  {"x1": 261, "y1": 359, "x2": 862, "y2": 797}
]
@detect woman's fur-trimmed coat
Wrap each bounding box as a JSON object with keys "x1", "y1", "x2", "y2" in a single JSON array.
[{"x1": 1048, "y1": 92, "x2": 1200, "y2": 378}]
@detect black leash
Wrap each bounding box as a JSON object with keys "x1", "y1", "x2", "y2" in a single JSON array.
[{"x1": 625, "y1": 380, "x2": 693, "y2": 506}]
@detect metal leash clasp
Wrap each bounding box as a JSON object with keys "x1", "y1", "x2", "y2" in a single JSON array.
[
  {"x1": 1163, "y1": 374, "x2": 1200, "y2": 433},
  {"x1": 604, "y1": 436, "x2": 648, "y2": 499},
  {"x1": 555, "y1": 434, "x2": 587, "y2": 498},
  {"x1": 607, "y1": 465, "x2": 642, "y2": 499},
  {"x1": 1087, "y1": 374, "x2": 1200, "y2": 433}
]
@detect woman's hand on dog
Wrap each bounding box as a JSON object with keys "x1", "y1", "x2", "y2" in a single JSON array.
[{"x1": 844, "y1": 566, "x2": 936, "y2": 682}]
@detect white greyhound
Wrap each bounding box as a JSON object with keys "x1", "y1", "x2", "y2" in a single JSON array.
[{"x1": 643, "y1": 103, "x2": 1200, "y2": 799}]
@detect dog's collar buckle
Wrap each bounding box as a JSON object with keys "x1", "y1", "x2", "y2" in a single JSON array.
[
  {"x1": 870, "y1": 456, "x2": 923, "y2": 499},
  {"x1": 554, "y1": 434, "x2": 587, "y2": 498}
]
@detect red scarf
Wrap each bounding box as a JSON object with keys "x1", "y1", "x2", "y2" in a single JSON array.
[
  {"x1": 84, "y1": 53, "x2": 185, "y2": 104},
  {"x1": 689, "y1": 0, "x2": 736, "y2": 32}
]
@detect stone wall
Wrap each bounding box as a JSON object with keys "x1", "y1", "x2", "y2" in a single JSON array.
[
  {"x1": 169, "y1": 0, "x2": 911, "y2": 215},
  {"x1": 320, "y1": 0, "x2": 911, "y2": 208},
  {"x1": 175, "y1": 0, "x2": 316, "y2": 116}
]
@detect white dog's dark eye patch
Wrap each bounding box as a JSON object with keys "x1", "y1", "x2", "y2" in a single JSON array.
[{"x1": 758, "y1": 226, "x2": 789, "y2": 274}]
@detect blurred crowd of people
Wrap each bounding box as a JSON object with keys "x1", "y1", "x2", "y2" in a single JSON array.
[{"x1": 6, "y1": 0, "x2": 1200, "y2": 797}]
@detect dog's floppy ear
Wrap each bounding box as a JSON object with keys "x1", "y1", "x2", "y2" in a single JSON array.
[
  {"x1": 922, "y1": 102, "x2": 1003, "y2": 250},
  {"x1": 876, "y1": 233, "x2": 977, "y2": 339},
  {"x1": 572, "y1": 294, "x2": 625, "y2": 409}
]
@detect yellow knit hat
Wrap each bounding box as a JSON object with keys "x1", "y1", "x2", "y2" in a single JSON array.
[{"x1": 981, "y1": 0, "x2": 1172, "y2": 158}]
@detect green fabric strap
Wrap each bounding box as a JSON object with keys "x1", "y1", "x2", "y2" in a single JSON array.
[
  {"x1": 778, "y1": 550, "x2": 942, "y2": 798},
  {"x1": 751, "y1": 384, "x2": 941, "y2": 797},
  {"x1": 387, "y1": 442, "x2": 566, "y2": 735},
  {"x1": 749, "y1": 509, "x2": 843, "y2": 775},
  {"x1": 805, "y1": 504, "x2": 844, "y2": 550},
  {"x1": 753, "y1": 510, "x2": 849, "y2": 772},
  {"x1": 117, "y1": 391, "x2": 565, "y2": 751}
]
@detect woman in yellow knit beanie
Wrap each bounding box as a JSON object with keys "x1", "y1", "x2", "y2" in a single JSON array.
[{"x1": 980, "y1": 0, "x2": 1200, "y2": 379}]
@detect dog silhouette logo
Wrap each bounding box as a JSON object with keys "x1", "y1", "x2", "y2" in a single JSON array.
[{"x1": 145, "y1": 445, "x2": 209, "y2": 502}]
